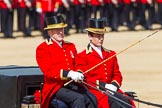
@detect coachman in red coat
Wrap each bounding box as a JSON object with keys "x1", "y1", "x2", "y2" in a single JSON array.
[
  {"x1": 36, "y1": 15, "x2": 97, "y2": 108},
  {"x1": 75, "y1": 18, "x2": 136, "y2": 108}
]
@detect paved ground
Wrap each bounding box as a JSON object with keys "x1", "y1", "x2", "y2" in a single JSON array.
[{"x1": 0, "y1": 27, "x2": 162, "y2": 108}]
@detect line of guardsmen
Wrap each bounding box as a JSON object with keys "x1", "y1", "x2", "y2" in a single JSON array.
[{"x1": 0, "y1": 0, "x2": 162, "y2": 39}]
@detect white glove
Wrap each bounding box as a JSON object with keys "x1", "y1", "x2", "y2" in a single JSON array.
[
  {"x1": 36, "y1": 8, "x2": 42, "y2": 13},
  {"x1": 111, "y1": 0, "x2": 118, "y2": 5},
  {"x1": 98, "y1": 0, "x2": 103, "y2": 3},
  {"x1": 62, "y1": 0, "x2": 70, "y2": 9},
  {"x1": 79, "y1": 0, "x2": 84, "y2": 4},
  {"x1": 147, "y1": 0, "x2": 152, "y2": 4},
  {"x1": 105, "y1": 84, "x2": 117, "y2": 95},
  {"x1": 4, "y1": 0, "x2": 12, "y2": 11},
  {"x1": 131, "y1": 0, "x2": 136, "y2": 2},
  {"x1": 67, "y1": 70, "x2": 84, "y2": 82},
  {"x1": 70, "y1": 0, "x2": 74, "y2": 2},
  {"x1": 25, "y1": 0, "x2": 32, "y2": 8},
  {"x1": 54, "y1": 8, "x2": 58, "y2": 13}
]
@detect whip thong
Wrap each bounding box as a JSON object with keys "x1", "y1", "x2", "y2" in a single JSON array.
[{"x1": 64, "y1": 30, "x2": 159, "y2": 86}]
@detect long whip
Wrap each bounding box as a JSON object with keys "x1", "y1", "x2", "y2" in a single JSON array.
[{"x1": 64, "y1": 30, "x2": 159, "y2": 86}]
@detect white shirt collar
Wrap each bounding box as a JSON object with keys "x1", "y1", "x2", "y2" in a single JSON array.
[
  {"x1": 51, "y1": 37, "x2": 62, "y2": 48},
  {"x1": 90, "y1": 43, "x2": 103, "y2": 59}
]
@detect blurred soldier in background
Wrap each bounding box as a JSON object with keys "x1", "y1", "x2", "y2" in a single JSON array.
[
  {"x1": 78, "y1": 0, "x2": 87, "y2": 33},
  {"x1": 90, "y1": 0, "x2": 101, "y2": 18},
  {"x1": 121, "y1": 0, "x2": 140, "y2": 30},
  {"x1": 72, "y1": 0, "x2": 81, "y2": 33},
  {"x1": 108, "y1": 0, "x2": 123, "y2": 31},
  {"x1": 138, "y1": 0, "x2": 155, "y2": 30},
  {"x1": 0, "y1": 1, "x2": 1, "y2": 32},
  {"x1": 36, "y1": 0, "x2": 56, "y2": 38},
  {"x1": 98, "y1": 0, "x2": 106, "y2": 18},
  {"x1": 157, "y1": 0, "x2": 162, "y2": 28},
  {"x1": 58, "y1": 0, "x2": 74, "y2": 35},
  {"x1": 17, "y1": 0, "x2": 37, "y2": 37},
  {"x1": 0, "y1": 0, "x2": 17, "y2": 38},
  {"x1": 28, "y1": 0, "x2": 41, "y2": 32},
  {"x1": 85, "y1": 0, "x2": 92, "y2": 26}
]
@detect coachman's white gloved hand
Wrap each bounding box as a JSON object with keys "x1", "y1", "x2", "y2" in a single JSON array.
[
  {"x1": 67, "y1": 70, "x2": 84, "y2": 82},
  {"x1": 105, "y1": 84, "x2": 117, "y2": 95}
]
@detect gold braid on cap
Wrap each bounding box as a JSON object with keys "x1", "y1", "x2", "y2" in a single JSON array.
[
  {"x1": 87, "y1": 28, "x2": 106, "y2": 32},
  {"x1": 44, "y1": 23, "x2": 67, "y2": 30}
]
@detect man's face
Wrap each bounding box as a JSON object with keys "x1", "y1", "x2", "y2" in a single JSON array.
[
  {"x1": 48, "y1": 28, "x2": 64, "y2": 42},
  {"x1": 89, "y1": 33, "x2": 104, "y2": 47}
]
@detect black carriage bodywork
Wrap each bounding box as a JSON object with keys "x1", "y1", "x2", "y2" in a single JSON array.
[{"x1": 0, "y1": 66, "x2": 43, "y2": 108}]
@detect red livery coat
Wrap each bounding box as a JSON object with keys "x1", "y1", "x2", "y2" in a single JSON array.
[
  {"x1": 90, "y1": 0, "x2": 100, "y2": 6},
  {"x1": 73, "y1": 0, "x2": 79, "y2": 5},
  {"x1": 36, "y1": 39, "x2": 77, "y2": 108},
  {"x1": 122, "y1": 0, "x2": 131, "y2": 4},
  {"x1": 36, "y1": 0, "x2": 56, "y2": 12},
  {"x1": 0, "y1": 0, "x2": 18, "y2": 9},
  {"x1": 18, "y1": 0, "x2": 36, "y2": 8},
  {"x1": 122, "y1": 0, "x2": 140, "y2": 4},
  {"x1": 75, "y1": 44, "x2": 122, "y2": 108},
  {"x1": 139, "y1": 0, "x2": 152, "y2": 4},
  {"x1": 157, "y1": 0, "x2": 162, "y2": 3},
  {"x1": 73, "y1": 0, "x2": 89, "y2": 5}
]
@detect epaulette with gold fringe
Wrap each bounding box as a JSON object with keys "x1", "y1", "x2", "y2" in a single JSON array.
[
  {"x1": 64, "y1": 41, "x2": 72, "y2": 44},
  {"x1": 103, "y1": 47, "x2": 111, "y2": 52},
  {"x1": 45, "y1": 38, "x2": 53, "y2": 45},
  {"x1": 86, "y1": 44, "x2": 93, "y2": 54}
]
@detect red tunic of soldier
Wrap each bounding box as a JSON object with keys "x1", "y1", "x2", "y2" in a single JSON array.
[
  {"x1": 18, "y1": 0, "x2": 36, "y2": 8},
  {"x1": 90, "y1": 0, "x2": 100, "y2": 6},
  {"x1": 36, "y1": 0, "x2": 56, "y2": 12},
  {"x1": 0, "y1": 0, "x2": 17, "y2": 9},
  {"x1": 157, "y1": 0, "x2": 162, "y2": 3},
  {"x1": 139, "y1": 0, "x2": 152, "y2": 4},
  {"x1": 36, "y1": 39, "x2": 77, "y2": 108}
]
